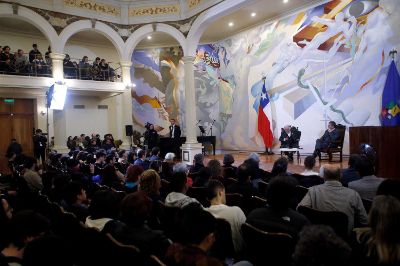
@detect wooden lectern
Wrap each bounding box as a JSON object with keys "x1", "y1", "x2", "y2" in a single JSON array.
[{"x1": 349, "y1": 126, "x2": 400, "y2": 179}]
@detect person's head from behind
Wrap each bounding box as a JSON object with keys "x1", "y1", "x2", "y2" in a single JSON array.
[
  {"x1": 304, "y1": 156, "x2": 316, "y2": 171},
  {"x1": 3, "y1": 210, "x2": 50, "y2": 251},
  {"x1": 32, "y1": 43, "x2": 38, "y2": 50},
  {"x1": 95, "y1": 151, "x2": 106, "y2": 163},
  {"x1": 173, "y1": 162, "x2": 188, "y2": 174},
  {"x1": 357, "y1": 155, "x2": 375, "y2": 177},
  {"x1": 248, "y1": 152, "x2": 260, "y2": 166},
  {"x1": 271, "y1": 157, "x2": 288, "y2": 176},
  {"x1": 207, "y1": 180, "x2": 225, "y2": 205},
  {"x1": 63, "y1": 182, "x2": 86, "y2": 206},
  {"x1": 207, "y1": 159, "x2": 222, "y2": 178},
  {"x1": 139, "y1": 169, "x2": 161, "y2": 196},
  {"x1": 89, "y1": 190, "x2": 120, "y2": 220},
  {"x1": 266, "y1": 176, "x2": 298, "y2": 211},
  {"x1": 368, "y1": 195, "x2": 400, "y2": 264},
  {"x1": 348, "y1": 154, "x2": 362, "y2": 168},
  {"x1": 293, "y1": 225, "x2": 351, "y2": 266},
  {"x1": 105, "y1": 154, "x2": 115, "y2": 165},
  {"x1": 126, "y1": 165, "x2": 144, "y2": 183},
  {"x1": 193, "y1": 153, "x2": 204, "y2": 165},
  {"x1": 170, "y1": 171, "x2": 188, "y2": 194},
  {"x1": 223, "y1": 154, "x2": 234, "y2": 166},
  {"x1": 377, "y1": 179, "x2": 400, "y2": 201},
  {"x1": 118, "y1": 149, "x2": 128, "y2": 161},
  {"x1": 120, "y1": 191, "x2": 152, "y2": 227},
  {"x1": 328, "y1": 121, "x2": 337, "y2": 130},
  {"x1": 151, "y1": 147, "x2": 160, "y2": 156},
  {"x1": 137, "y1": 149, "x2": 145, "y2": 159},
  {"x1": 164, "y1": 152, "x2": 175, "y2": 162},
  {"x1": 237, "y1": 163, "x2": 251, "y2": 183},
  {"x1": 180, "y1": 208, "x2": 217, "y2": 252},
  {"x1": 323, "y1": 165, "x2": 341, "y2": 181},
  {"x1": 24, "y1": 156, "x2": 37, "y2": 170},
  {"x1": 223, "y1": 166, "x2": 236, "y2": 179}
]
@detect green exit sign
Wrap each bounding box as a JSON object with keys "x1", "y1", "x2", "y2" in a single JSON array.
[{"x1": 4, "y1": 99, "x2": 15, "y2": 104}]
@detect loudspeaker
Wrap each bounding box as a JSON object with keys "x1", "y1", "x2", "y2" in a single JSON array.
[{"x1": 125, "y1": 125, "x2": 133, "y2": 136}]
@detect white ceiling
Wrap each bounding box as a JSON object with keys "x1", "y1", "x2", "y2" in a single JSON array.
[{"x1": 0, "y1": 0, "x2": 324, "y2": 49}]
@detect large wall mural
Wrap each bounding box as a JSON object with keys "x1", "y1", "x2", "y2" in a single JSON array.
[{"x1": 131, "y1": 0, "x2": 400, "y2": 153}]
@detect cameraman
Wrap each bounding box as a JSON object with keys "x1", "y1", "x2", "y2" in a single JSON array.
[{"x1": 144, "y1": 123, "x2": 158, "y2": 150}]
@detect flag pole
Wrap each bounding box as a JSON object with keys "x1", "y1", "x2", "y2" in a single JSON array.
[{"x1": 389, "y1": 49, "x2": 397, "y2": 60}]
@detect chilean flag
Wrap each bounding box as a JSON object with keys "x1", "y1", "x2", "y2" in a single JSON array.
[{"x1": 258, "y1": 82, "x2": 273, "y2": 148}]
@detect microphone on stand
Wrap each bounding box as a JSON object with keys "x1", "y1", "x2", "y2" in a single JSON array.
[{"x1": 196, "y1": 120, "x2": 201, "y2": 125}]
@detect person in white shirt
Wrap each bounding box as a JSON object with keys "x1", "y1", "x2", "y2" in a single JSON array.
[
  {"x1": 205, "y1": 180, "x2": 246, "y2": 253},
  {"x1": 301, "y1": 156, "x2": 320, "y2": 176}
]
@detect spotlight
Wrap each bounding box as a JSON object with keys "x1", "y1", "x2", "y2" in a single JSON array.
[
  {"x1": 251, "y1": 12, "x2": 256, "y2": 17},
  {"x1": 283, "y1": 0, "x2": 289, "y2": 3},
  {"x1": 228, "y1": 22, "x2": 234, "y2": 27},
  {"x1": 147, "y1": 35, "x2": 152, "y2": 40}
]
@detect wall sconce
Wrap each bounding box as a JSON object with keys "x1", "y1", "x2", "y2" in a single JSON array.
[
  {"x1": 125, "y1": 83, "x2": 136, "y2": 90},
  {"x1": 40, "y1": 110, "x2": 46, "y2": 116}
]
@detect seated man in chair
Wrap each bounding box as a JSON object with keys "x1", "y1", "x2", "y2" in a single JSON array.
[
  {"x1": 279, "y1": 125, "x2": 301, "y2": 161},
  {"x1": 313, "y1": 121, "x2": 339, "y2": 158}
]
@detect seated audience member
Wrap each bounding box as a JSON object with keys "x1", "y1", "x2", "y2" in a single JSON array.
[
  {"x1": 165, "y1": 172, "x2": 201, "y2": 208},
  {"x1": 23, "y1": 156, "x2": 43, "y2": 193},
  {"x1": 149, "y1": 147, "x2": 161, "y2": 162},
  {"x1": 193, "y1": 167, "x2": 212, "y2": 187},
  {"x1": 269, "y1": 157, "x2": 290, "y2": 180},
  {"x1": 301, "y1": 156, "x2": 319, "y2": 176},
  {"x1": 161, "y1": 160, "x2": 174, "y2": 181},
  {"x1": 32, "y1": 54, "x2": 47, "y2": 75},
  {"x1": 63, "y1": 54, "x2": 76, "y2": 78},
  {"x1": 247, "y1": 176, "x2": 309, "y2": 238},
  {"x1": 23, "y1": 235, "x2": 73, "y2": 266},
  {"x1": 190, "y1": 153, "x2": 205, "y2": 174},
  {"x1": 206, "y1": 180, "x2": 246, "y2": 253},
  {"x1": 101, "y1": 138, "x2": 114, "y2": 152},
  {"x1": 207, "y1": 159, "x2": 224, "y2": 182},
  {"x1": 62, "y1": 182, "x2": 89, "y2": 222},
  {"x1": 165, "y1": 208, "x2": 223, "y2": 266},
  {"x1": 44, "y1": 46, "x2": 51, "y2": 65},
  {"x1": 227, "y1": 163, "x2": 256, "y2": 198},
  {"x1": 0, "y1": 210, "x2": 50, "y2": 266},
  {"x1": 115, "y1": 149, "x2": 129, "y2": 175},
  {"x1": 0, "y1": 46, "x2": 15, "y2": 73},
  {"x1": 245, "y1": 152, "x2": 269, "y2": 181},
  {"x1": 99, "y1": 59, "x2": 109, "y2": 80},
  {"x1": 101, "y1": 164, "x2": 124, "y2": 190},
  {"x1": 341, "y1": 154, "x2": 362, "y2": 187},
  {"x1": 222, "y1": 154, "x2": 237, "y2": 172},
  {"x1": 124, "y1": 165, "x2": 144, "y2": 193},
  {"x1": 85, "y1": 190, "x2": 120, "y2": 232},
  {"x1": 138, "y1": 169, "x2": 162, "y2": 202},
  {"x1": 348, "y1": 156, "x2": 383, "y2": 201},
  {"x1": 376, "y1": 178, "x2": 400, "y2": 200},
  {"x1": 293, "y1": 225, "x2": 351, "y2": 266},
  {"x1": 313, "y1": 121, "x2": 340, "y2": 158},
  {"x1": 134, "y1": 149, "x2": 148, "y2": 169},
  {"x1": 353, "y1": 195, "x2": 400, "y2": 266},
  {"x1": 28, "y1": 44, "x2": 41, "y2": 63},
  {"x1": 298, "y1": 165, "x2": 368, "y2": 232},
  {"x1": 104, "y1": 191, "x2": 171, "y2": 258},
  {"x1": 94, "y1": 150, "x2": 106, "y2": 176}
]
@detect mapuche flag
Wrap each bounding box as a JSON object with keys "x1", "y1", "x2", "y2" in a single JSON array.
[
  {"x1": 258, "y1": 82, "x2": 274, "y2": 148},
  {"x1": 381, "y1": 60, "x2": 400, "y2": 126}
]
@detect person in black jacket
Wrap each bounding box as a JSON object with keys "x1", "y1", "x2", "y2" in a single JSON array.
[
  {"x1": 169, "y1": 118, "x2": 181, "y2": 158},
  {"x1": 144, "y1": 123, "x2": 158, "y2": 150},
  {"x1": 6, "y1": 139, "x2": 22, "y2": 158},
  {"x1": 279, "y1": 125, "x2": 301, "y2": 161},
  {"x1": 313, "y1": 121, "x2": 340, "y2": 158},
  {"x1": 33, "y1": 129, "x2": 47, "y2": 164}
]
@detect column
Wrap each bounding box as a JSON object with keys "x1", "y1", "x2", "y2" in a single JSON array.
[
  {"x1": 118, "y1": 60, "x2": 134, "y2": 149},
  {"x1": 50, "y1": 53, "x2": 65, "y2": 81},
  {"x1": 181, "y1": 56, "x2": 202, "y2": 164}
]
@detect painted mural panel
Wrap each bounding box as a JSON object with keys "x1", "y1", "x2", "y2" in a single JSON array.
[{"x1": 131, "y1": 0, "x2": 400, "y2": 153}]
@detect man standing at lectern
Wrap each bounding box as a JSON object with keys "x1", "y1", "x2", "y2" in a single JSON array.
[
  {"x1": 313, "y1": 121, "x2": 339, "y2": 158},
  {"x1": 169, "y1": 118, "x2": 181, "y2": 159}
]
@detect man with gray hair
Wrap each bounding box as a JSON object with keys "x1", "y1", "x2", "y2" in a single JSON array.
[
  {"x1": 189, "y1": 153, "x2": 205, "y2": 173},
  {"x1": 298, "y1": 165, "x2": 368, "y2": 232},
  {"x1": 173, "y1": 162, "x2": 188, "y2": 174}
]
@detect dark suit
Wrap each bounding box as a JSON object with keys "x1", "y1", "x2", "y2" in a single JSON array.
[
  {"x1": 144, "y1": 129, "x2": 158, "y2": 150},
  {"x1": 33, "y1": 134, "x2": 47, "y2": 162},
  {"x1": 314, "y1": 129, "x2": 339, "y2": 156},
  {"x1": 169, "y1": 124, "x2": 181, "y2": 158}
]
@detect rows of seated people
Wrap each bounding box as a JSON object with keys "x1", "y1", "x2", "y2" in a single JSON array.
[
  {"x1": 1, "y1": 144, "x2": 400, "y2": 266},
  {"x1": 0, "y1": 44, "x2": 117, "y2": 81}
]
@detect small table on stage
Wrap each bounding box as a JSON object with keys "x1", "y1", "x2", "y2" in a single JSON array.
[
  {"x1": 279, "y1": 148, "x2": 301, "y2": 162},
  {"x1": 159, "y1": 136, "x2": 216, "y2": 157}
]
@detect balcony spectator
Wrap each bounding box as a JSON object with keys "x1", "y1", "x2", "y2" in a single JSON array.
[
  {"x1": 33, "y1": 54, "x2": 47, "y2": 76},
  {"x1": 44, "y1": 46, "x2": 52, "y2": 65},
  {"x1": 79, "y1": 56, "x2": 90, "y2": 80},
  {"x1": 0, "y1": 46, "x2": 15, "y2": 73},
  {"x1": 63, "y1": 54, "x2": 77, "y2": 79},
  {"x1": 29, "y1": 43, "x2": 41, "y2": 63},
  {"x1": 99, "y1": 59, "x2": 109, "y2": 80},
  {"x1": 14, "y1": 49, "x2": 28, "y2": 74}
]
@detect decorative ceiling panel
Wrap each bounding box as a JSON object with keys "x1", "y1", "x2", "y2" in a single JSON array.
[
  {"x1": 64, "y1": 0, "x2": 121, "y2": 16},
  {"x1": 128, "y1": 5, "x2": 180, "y2": 17}
]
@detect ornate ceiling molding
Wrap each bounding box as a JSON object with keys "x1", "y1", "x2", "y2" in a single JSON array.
[
  {"x1": 128, "y1": 5, "x2": 180, "y2": 17},
  {"x1": 64, "y1": 0, "x2": 121, "y2": 16}
]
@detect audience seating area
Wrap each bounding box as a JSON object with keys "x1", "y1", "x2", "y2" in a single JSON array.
[{"x1": 1, "y1": 133, "x2": 400, "y2": 266}]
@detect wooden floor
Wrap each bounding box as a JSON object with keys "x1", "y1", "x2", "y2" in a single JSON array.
[{"x1": 204, "y1": 152, "x2": 349, "y2": 174}]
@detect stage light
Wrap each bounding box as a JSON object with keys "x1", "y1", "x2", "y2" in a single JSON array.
[
  {"x1": 48, "y1": 82, "x2": 68, "y2": 110},
  {"x1": 283, "y1": 0, "x2": 289, "y2": 3},
  {"x1": 147, "y1": 35, "x2": 152, "y2": 40},
  {"x1": 251, "y1": 12, "x2": 256, "y2": 17},
  {"x1": 228, "y1": 22, "x2": 234, "y2": 27}
]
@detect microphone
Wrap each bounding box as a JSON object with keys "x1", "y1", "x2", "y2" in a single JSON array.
[{"x1": 213, "y1": 119, "x2": 216, "y2": 121}]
